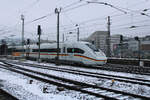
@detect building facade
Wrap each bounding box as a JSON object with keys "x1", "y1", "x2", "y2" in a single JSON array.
[
  {"x1": 83, "y1": 31, "x2": 150, "y2": 59},
  {"x1": 85, "y1": 31, "x2": 109, "y2": 55}
]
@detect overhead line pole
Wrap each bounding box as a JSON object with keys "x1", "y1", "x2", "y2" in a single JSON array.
[
  {"x1": 37, "y1": 25, "x2": 41, "y2": 63},
  {"x1": 55, "y1": 8, "x2": 61, "y2": 65},
  {"x1": 76, "y1": 24, "x2": 80, "y2": 41},
  {"x1": 77, "y1": 27, "x2": 79, "y2": 41},
  {"x1": 63, "y1": 33, "x2": 64, "y2": 42},
  {"x1": 21, "y1": 15, "x2": 25, "y2": 58},
  {"x1": 107, "y1": 16, "x2": 111, "y2": 57}
]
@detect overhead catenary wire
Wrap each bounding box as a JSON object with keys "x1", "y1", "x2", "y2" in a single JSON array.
[
  {"x1": 26, "y1": 0, "x2": 85, "y2": 24},
  {"x1": 62, "y1": 0, "x2": 84, "y2": 9},
  {"x1": 47, "y1": 16, "x2": 150, "y2": 32},
  {"x1": 111, "y1": 24, "x2": 150, "y2": 31},
  {"x1": 19, "y1": 0, "x2": 41, "y2": 14},
  {"x1": 58, "y1": 1, "x2": 150, "y2": 27},
  {"x1": 62, "y1": 12, "x2": 75, "y2": 25},
  {"x1": 117, "y1": 7, "x2": 150, "y2": 18},
  {"x1": 111, "y1": 19, "x2": 150, "y2": 28},
  {"x1": 25, "y1": 0, "x2": 149, "y2": 27},
  {"x1": 42, "y1": 17, "x2": 150, "y2": 36},
  {"x1": 0, "y1": 24, "x2": 37, "y2": 42},
  {"x1": 86, "y1": 1, "x2": 127, "y2": 14},
  {"x1": 57, "y1": 21, "x2": 150, "y2": 37},
  {"x1": 61, "y1": 3, "x2": 89, "y2": 13},
  {"x1": 26, "y1": 12, "x2": 54, "y2": 24},
  {"x1": 79, "y1": 3, "x2": 150, "y2": 27},
  {"x1": 41, "y1": 0, "x2": 150, "y2": 38},
  {"x1": 2, "y1": 0, "x2": 150, "y2": 41},
  {"x1": 41, "y1": 2, "x2": 150, "y2": 31}
]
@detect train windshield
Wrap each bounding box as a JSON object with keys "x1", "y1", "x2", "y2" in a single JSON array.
[{"x1": 86, "y1": 44, "x2": 99, "y2": 52}]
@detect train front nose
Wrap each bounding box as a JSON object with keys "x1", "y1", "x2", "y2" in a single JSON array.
[
  {"x1": 95, "y1": 52, "x2": 107, "y2": 65},
  {"x1": 96, "y1": 57, "x2": 107, "y2": 65}
]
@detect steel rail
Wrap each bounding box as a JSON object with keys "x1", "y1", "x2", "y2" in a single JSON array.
[
  {"x1": 5, "y1": 60, "x2": 150, "y2": 87},
  {"x1": 0, "y1": 62, "x2": 150, "y2": 100}
]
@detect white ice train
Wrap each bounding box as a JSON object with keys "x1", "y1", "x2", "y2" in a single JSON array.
[{"x1": 12, "y1": 41, "x2": 107, "y2": 65}]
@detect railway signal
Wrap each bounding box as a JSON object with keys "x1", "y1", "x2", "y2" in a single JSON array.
[
  {"x1": 120, "y1": 35, "x2": 123, "y2": 58},
  {"x1": 27, "y1": 39, "x2": 30, "y2": 45},
  {"x1": 26, "y1": 38, "x2": 30, "y2": 58},
  {"x1": 134, "y1": 36, "x2": 142, "y2": 66}
]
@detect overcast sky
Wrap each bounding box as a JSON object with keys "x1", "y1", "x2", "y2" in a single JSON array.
[{"x1": 0, "y1": 0, "x2": 150, "y2": 41}]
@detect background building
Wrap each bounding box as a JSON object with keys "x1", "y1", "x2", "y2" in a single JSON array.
[
  {"x1": 110, "y1": 34, "x2": 122, "y2": 56},
  {"x1": 85, "y1": 31, "x2": 108, "y2": 54},
  {"x1": 83, "y1": 30, "x2": 150, "y2": 59}
]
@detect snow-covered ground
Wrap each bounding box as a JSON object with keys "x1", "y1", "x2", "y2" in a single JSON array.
[
  {"x1": 24, "y1": 60, "x2": 150, "y2": 81},
  {"x1": 3, "y1": 60, "x2": 150, "y2": 98},
  {"x1": 0, "y1": 65, "x2": 99, "y2": 100}
]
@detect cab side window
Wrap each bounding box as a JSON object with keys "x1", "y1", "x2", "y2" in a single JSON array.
[
  {"x1": 74, "y1": 48, "x2": 84, "y2": 54},
  {"x1": 67, "y1": 48, "x2": 84, "y2": 54}
]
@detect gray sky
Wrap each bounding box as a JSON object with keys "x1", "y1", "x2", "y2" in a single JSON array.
[{"x1": 0, "y1": 0, "x2": 150, "y2": 41}]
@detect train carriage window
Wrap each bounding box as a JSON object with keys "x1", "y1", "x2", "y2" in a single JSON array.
[
  {"x1": 7, "y1": 48, "x2": 15, "y2": 55},
  {"x1": 14, "y1": 49, "x2": 25, "y2": 52},
  {"x1": 32, "y1": 49, "x2": 38, "y2": 52},
  {"x1": 67, "y1": 48, "x2": 73, "y2": 53},
  {"x1": 26, "y1": 48, "x2": 30, "y2": 53},
  {"x1": 67, "y1": 48, "x2": 84, "y2": 54},
  {"x1": 32, "y1": 48, "x2": 60, "y2": 53}
]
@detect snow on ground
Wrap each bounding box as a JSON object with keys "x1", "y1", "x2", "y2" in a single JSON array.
[
  {"x1": 24, "y1": 60, "x2": 150, "y2": 81},
  {"x1": 7, "y1": 60, "x2": 150, "y2": 97},
  {"x1": 0, "y1": 65, "x2": 99, "y2": 100}
]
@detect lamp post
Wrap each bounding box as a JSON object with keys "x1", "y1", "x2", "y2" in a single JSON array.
[{"x1": 55, "y1": 8, "x2": 61, "y2": 65}]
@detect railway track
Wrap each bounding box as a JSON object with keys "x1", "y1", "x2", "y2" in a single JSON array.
[
  {"x1": 0, "y1": 61, "x2": 150, "y2": 100},
  {"x1": 4, "y1": 57, "x2": 150, "y2": 75},
  {"x1": 0, "y1": 89, "x2": 18, "y2": 100},
  {"x1": 99, "y1": 64, "x2": 150, "y2": 75},
  {"x1": 3, "y1": 60, "x2": 150, "y2": 87},
  {"x1": 25, "y1": 58, "x2": 150, "y2": 75}
]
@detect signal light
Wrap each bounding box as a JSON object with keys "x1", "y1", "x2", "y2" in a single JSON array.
[
  {"x1": 120, "y1": 35, "x2": 123, "y2": 41},
  {"x1": 37, "y1": 25, "x2": 41, "y2": 35},
  {"x1": 27, "y1": 39, "x2": 30, "y2": 45},
  {"x1": 135, "y1": 36, "x2": 139, "y2": 41}
]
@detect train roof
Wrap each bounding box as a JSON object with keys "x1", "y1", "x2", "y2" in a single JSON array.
[{"x1": 10, "y1": 41, "x2": 91, "y2": 49}]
